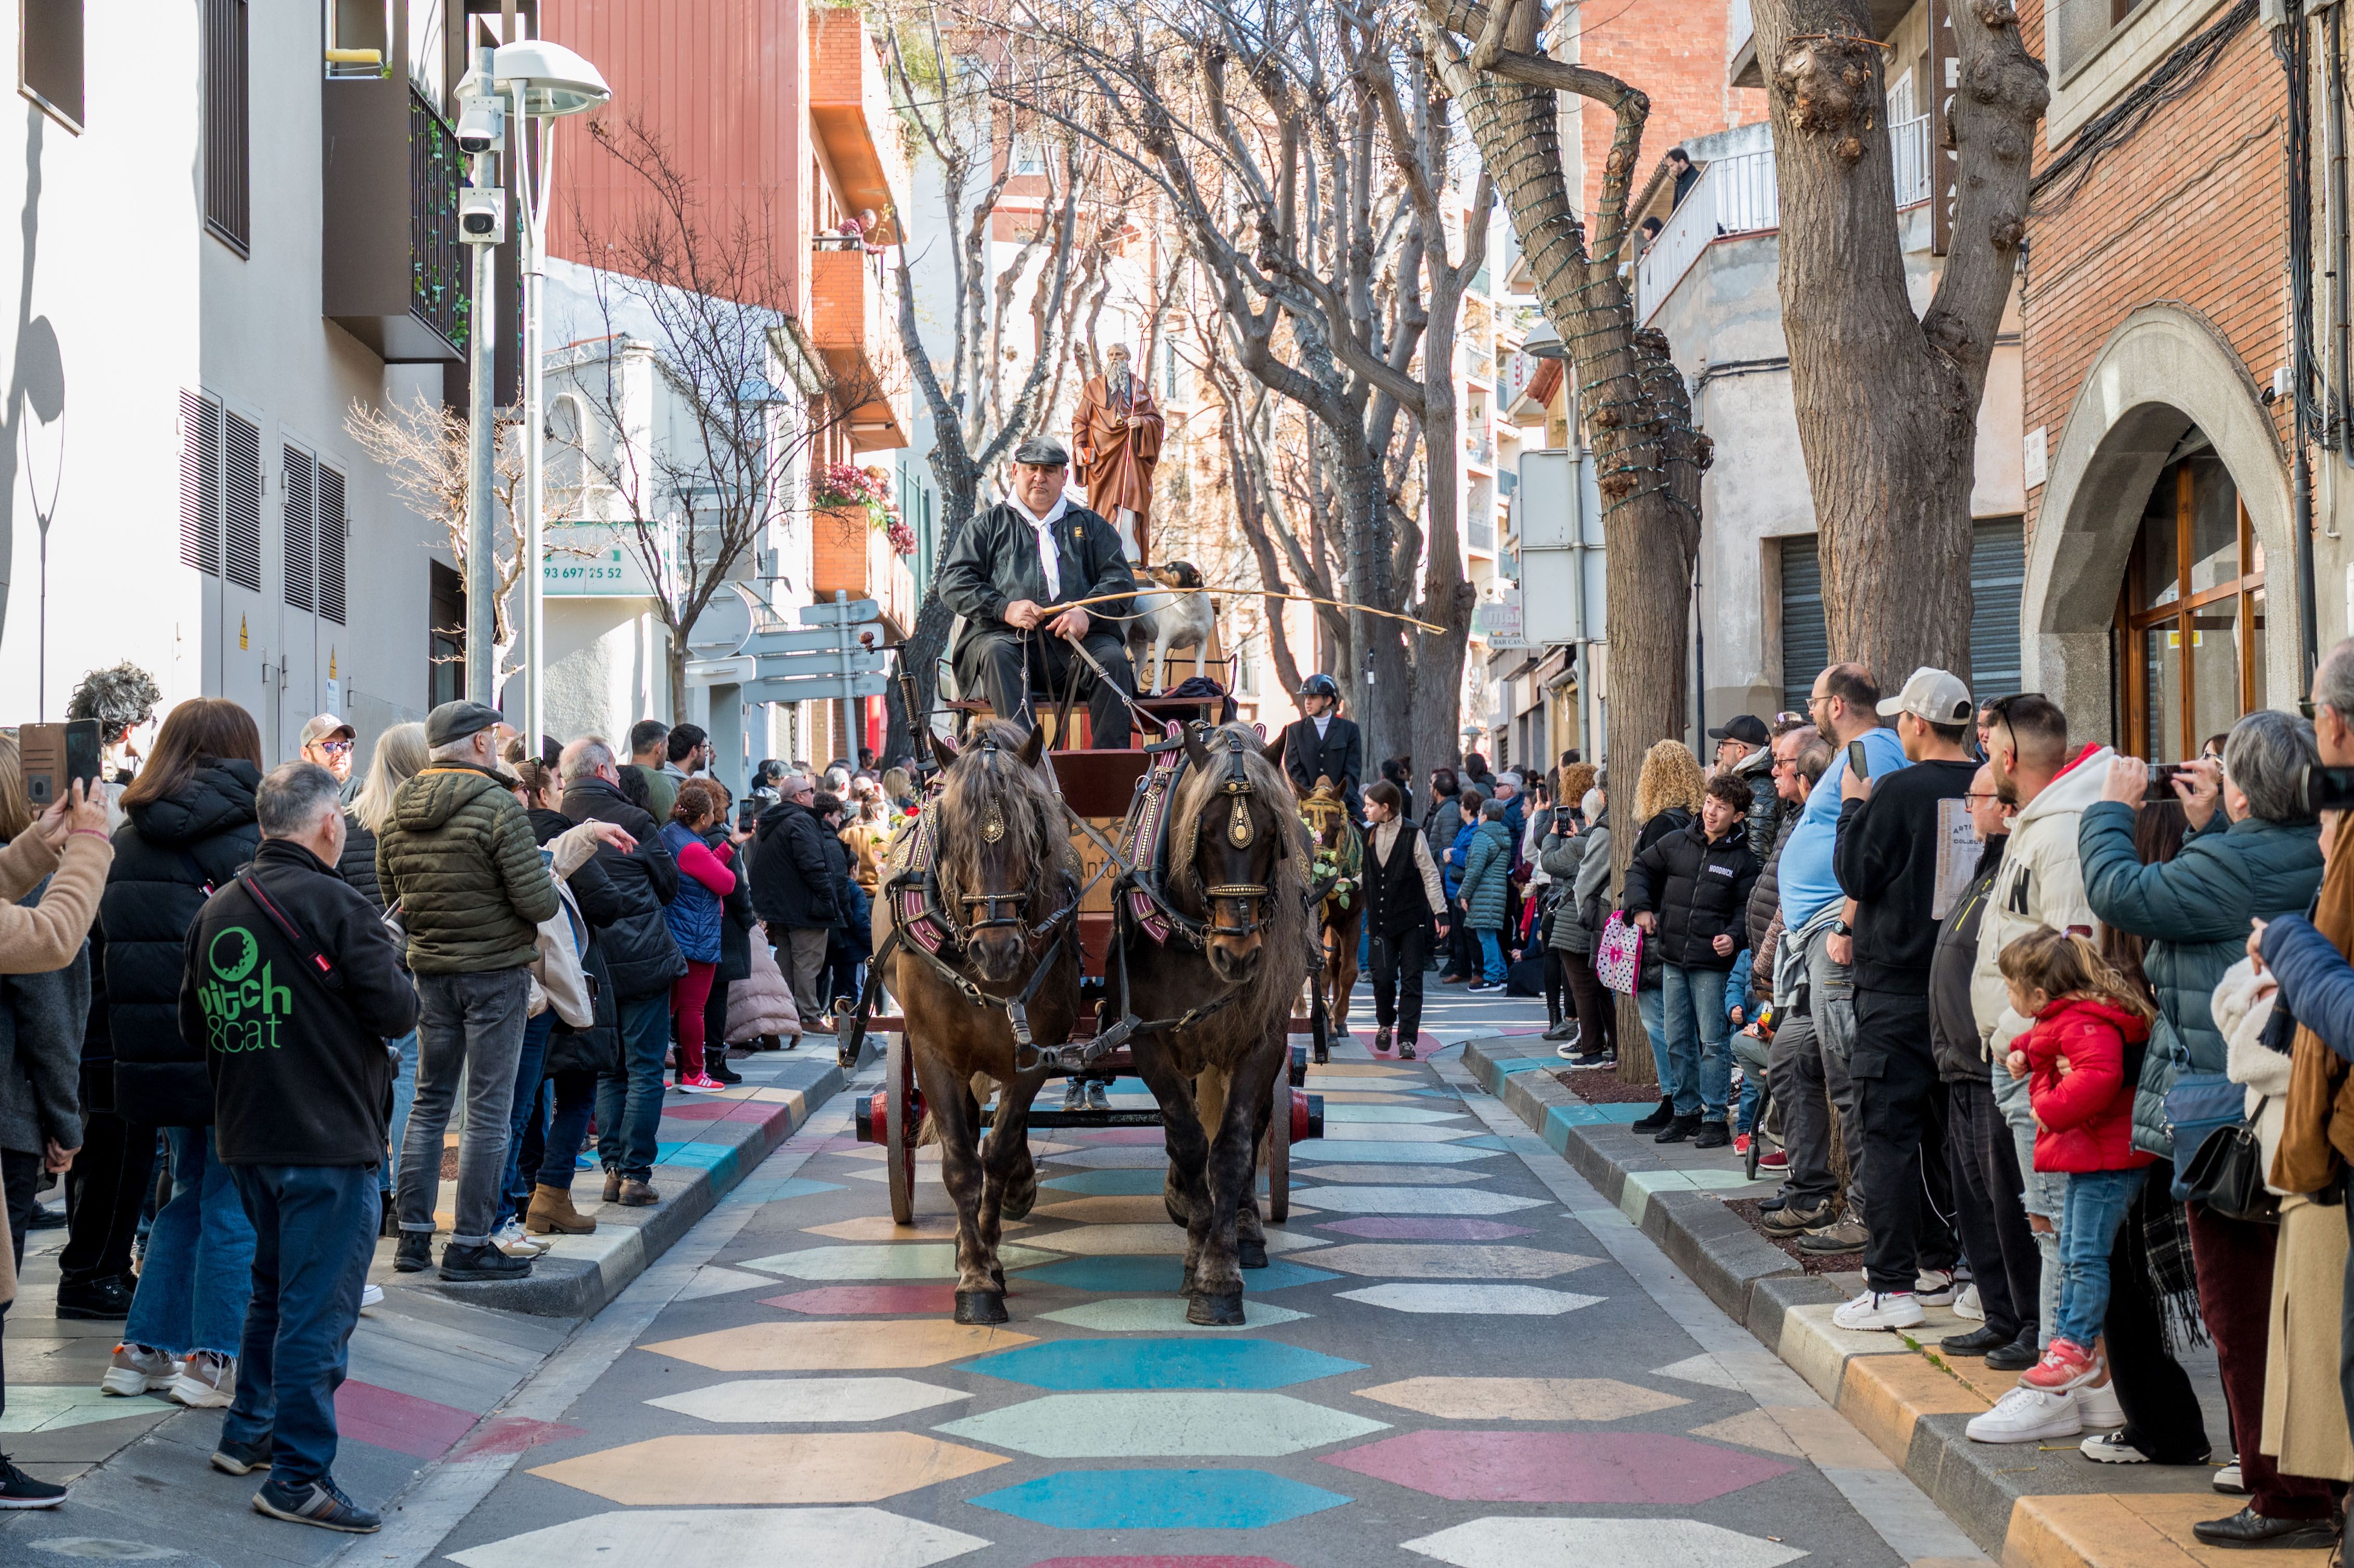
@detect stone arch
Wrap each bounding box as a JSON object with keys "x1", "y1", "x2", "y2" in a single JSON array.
[{"x1": 2020, "y1": 303, "x2": 2292, "y2": 739}]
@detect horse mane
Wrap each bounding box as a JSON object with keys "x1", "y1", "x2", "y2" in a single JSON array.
[
  {"x1": 934, "y1": 718, "x2": 1073, "y2": 921},
  {"x1": 1168, "y1": 723, "x2": 1315, "y2": 1026}
]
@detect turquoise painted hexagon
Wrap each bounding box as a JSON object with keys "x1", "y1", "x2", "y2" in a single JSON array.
[
  {"x1": 964, "y1": 1336, "x2": 1367, "y2": 1390},
  {"x1": 968, "y1": 1466, "x2": 1351, "y2": 1528},
  {"x1": 936, "y1": 1390, "x2": 1389, "y2": 1456}
]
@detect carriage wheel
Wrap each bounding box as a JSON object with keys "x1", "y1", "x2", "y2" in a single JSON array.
[
  {"x1": 1264, "y1": 1070, "x2": 1292, "y2": 1224},
  {"x1": 886, "y1": 1030, "x2": 917, "y2": 1225},
  {"x1": 1309, "y1": 988, "x2": 1331, "y2": 1065}
]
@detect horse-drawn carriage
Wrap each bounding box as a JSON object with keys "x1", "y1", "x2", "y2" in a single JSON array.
[{"x1": 839, "y1": 670, "x2": 1336, "y2": 1325}]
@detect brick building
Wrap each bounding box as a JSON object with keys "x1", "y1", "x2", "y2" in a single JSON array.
[{"x1": 2016, "y1": 1, "x2": 2308, "y2": 755}]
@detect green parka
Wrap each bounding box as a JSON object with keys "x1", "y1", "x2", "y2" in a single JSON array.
[{"x1": 376, "y1": 763, "x2": 560, "y2": 974}]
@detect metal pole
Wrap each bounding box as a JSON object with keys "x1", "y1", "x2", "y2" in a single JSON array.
[
  {"x1": 835, "y1": 589, "x2": 854, "y2": 766},
  {"x1": 464, "y1": 47, "x2": 499, "y2": 707},
  {"x1": 520, "y1": 119, "x2": 548, "y2": 747}
]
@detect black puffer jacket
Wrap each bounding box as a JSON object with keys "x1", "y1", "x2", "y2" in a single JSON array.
[
  {"x1": 1747, "y1": 811, "x2": 1797, "y2": 956},
  {"x1": 103, "y1": 759, "x2": 261, "y2": 1127},
  {"x1": 705, "y1": 825, "x2": 759, "y2": 985},
  {"x1": 528, "y1": 807, "x2": 622, "y2": 1076},
  {"x1": 560, "y1": 778, "x2": 684, "y2": 1001},
  {"x1": 1732, "y1": 749, "x2": 1782, "y2": 862},
  {"x1": 338, "y1": 810, "x2": 383, "y2": 910},
  {"x1": 751, "y1": 800, "x2": 841, "y2": 930},
  {"x1": 1621, "y1": 818, "x2": 1760, "y2": 972}
]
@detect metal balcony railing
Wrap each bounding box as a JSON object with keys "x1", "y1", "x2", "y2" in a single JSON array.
[
  {"x1": 409, "y1": 89, "x2": 468, "y2": 351},
  {"x1": 1890, "y1": 113, "x2": 1931, "y2": 208},
  {"x1": 1468, "y1": 514, "x2": 1496, "y2": 554}
]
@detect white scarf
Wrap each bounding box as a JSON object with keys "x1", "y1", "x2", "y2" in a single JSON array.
[{"x1": 1006, "y1": 491, "x2": 1069, "y2": 599}]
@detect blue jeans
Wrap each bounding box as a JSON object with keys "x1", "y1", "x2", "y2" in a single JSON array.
[
  {"x1": 124, "y1": 1129, "x2": 256, "y2": 1360},
  {"x1": 1475, "y1": 929, "x2": 1506, "y2": 984},
  {"x1": 599, "y1": 994, "x2": 671, "y2": 1182},
  {"x1": 1637, "y1": 986, "x2": 1678, "y2": 1105},
  {"x1": 1661, "y1": 964, "x2": 1733, "y2": 1118},
  {"x1": 501, "y1": 1013, "x2": 554, "y2": 1219},
  {"x1": 222, "y1": 1164, "x2": 378, "y2": 1488},
  {"x1": 535, "y1": 1070, "x2": 599, "y2": 1188},
  {"x1": 380, "y1": 1030, "x2": 418, "y2": 1196},
  {"x1": 2054, "y1": 1165, "x2": 2144, "y2": 1347},
  {"x1": 399, "y1": 969, "x2": 531, "y2": 1249}
]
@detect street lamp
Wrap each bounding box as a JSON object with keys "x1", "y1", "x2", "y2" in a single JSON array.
[{"x1": 495, "y1": 38, "x2": 609, "y2": 745}]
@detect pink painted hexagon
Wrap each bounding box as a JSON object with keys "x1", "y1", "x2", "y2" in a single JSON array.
[
  {"x1": 1319, "y1": 1430, "x2": 1790, "y2": 1503},
  {"x1": 1316, "y1": 1217, "x2": 1532, "y2": 1240},
  {"x1": 761, "y1": 1285, "x2": 964, "y2": 1315},
  {"x1": 1028, "y1": 1559, "x2": 1301, "y2": 1567},
  {"x1": 1064, "y1": 1128, "x2": 1167, "y2": 1145}
]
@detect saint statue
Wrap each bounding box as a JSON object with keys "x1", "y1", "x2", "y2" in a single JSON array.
[{"x1": 1073, "y1": 342, "x2": 1165, "y2": 563}]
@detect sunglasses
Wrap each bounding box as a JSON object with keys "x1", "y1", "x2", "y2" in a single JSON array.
[{"x1": 316, "y1": 739, "x2": 354, "y2": 756}]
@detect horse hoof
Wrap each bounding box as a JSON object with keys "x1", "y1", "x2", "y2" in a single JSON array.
[
  {"x1": 1001, "y1": 1183, "x2": 1036, "y2": 1223},
  {"x1": 954, "y1": 1290, "x2": 1009, "y2": 1326},
  {"x1": 1187, "y1": 1290, "x2": 1246, "y2": 1326},
  {"x1": 1237, "y1": 1238, "x2": 1269, "y2": 1270}
]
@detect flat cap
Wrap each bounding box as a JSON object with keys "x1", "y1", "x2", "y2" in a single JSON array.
[
  {"x1": 1014, "y1": 435, "x2": 1069, "y2": 467},
  {"x1": 426, "y1": 700, "x2": 505, "y2": 748}
]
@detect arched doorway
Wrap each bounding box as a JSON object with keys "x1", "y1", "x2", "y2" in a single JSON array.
[
  {"x1": 2114, "y1": 430, "x2": 2268, "y2": 762},
  {"x1": 2022, "y1": 304, "x2": 2293, "y2": 748}
]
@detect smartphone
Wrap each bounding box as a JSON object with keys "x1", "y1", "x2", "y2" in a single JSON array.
[
  {"x1": 20, "y1": 720, "x2": 101, "y2": 808},
  {"x1": 2146, "y1": 762, "x2": 2186, "y2": 802},
  {"x1": 1846, "y1": 738, "x2": 1870, "y2": 781}
]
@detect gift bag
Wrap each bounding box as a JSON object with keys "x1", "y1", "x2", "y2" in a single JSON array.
[{"x1": 1596, "y1": 911, "x2": 1644, "y2": 995}]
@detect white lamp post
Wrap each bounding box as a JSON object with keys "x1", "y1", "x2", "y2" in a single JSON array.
[{"x1": 491, "y1": 39, "x2": 609, "y2": 743}]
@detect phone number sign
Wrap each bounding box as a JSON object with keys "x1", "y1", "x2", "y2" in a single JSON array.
[{"x1": 544, "y1": 526, "x2": 660, "y2": 598}]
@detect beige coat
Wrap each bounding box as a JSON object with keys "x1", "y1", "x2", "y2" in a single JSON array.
[{"x1": 2264, "y1": 1194, "x2": 2354, "y2": 1480}]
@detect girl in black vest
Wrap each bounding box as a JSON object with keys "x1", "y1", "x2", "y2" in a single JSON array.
[{"x1": 1363, "y1": 781, "x2": 1448, "y2": 1060}]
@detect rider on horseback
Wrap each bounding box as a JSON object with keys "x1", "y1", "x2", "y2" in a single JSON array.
[{"x1": 1281, "y1": 673, "x2": 1363, "y2": 825}]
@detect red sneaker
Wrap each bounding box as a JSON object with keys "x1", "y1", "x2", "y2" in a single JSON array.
[
  {"x1": 675, "y1": 1073, "x2": 728, "y2": 1095},
  {"x1": 2019, "y1": 1337, "x2": 2098, "y2": 1392},
  {"x1": 1734, "y1": 1133, "x2": 1752, "y2": 1156},
  {"x1": 1757, "y1": 1149, "x2": 1788, "y2": 1170}
]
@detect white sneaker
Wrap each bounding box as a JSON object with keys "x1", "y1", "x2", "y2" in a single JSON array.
[
  {"x1": 1914, "y1": 1269, "x2": 1958, "y2": 1306},
  {"x1": 167, "y1": 1351, "x2": 237, "y2": 1410},
  {"x1": 1966, "y1": 1383, "x2": 2083, "y2": 1445},
  {"x1": 493, "y1": 1219, "x2": 551, "y2": 1258},
  {"x1": 2082, "y1": 1430, "x2": 2150, "y2": 1463},
  {"x1": 2215, "y1": 1459, "x2": 2247, "y2": 1494},
  {"x1": 359, "y1": 1283, "x2": 384, "y2": 1309},
  {"x1": 1833, "y1": 1288, "x2": 1925, "y2": 1331},
  {"x1": 2074, "y1": 1379, "x2": 2125, "y2": 1430},
  {"x1": 1951, "y1": 1282, "x2": 1985, "y2": 1321}
]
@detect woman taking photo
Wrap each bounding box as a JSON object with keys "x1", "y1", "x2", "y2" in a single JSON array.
[{"x1": 97, "y1": 698, "x2": 264, "y2": 1412}]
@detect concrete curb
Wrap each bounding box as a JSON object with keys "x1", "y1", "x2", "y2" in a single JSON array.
[
  {"x1": 1461, "y1": 1037, "x2": 2258, "y2": 1567},
  {"x1": 408, "y1": 1059, "x2": 845, "y2": 1319}
]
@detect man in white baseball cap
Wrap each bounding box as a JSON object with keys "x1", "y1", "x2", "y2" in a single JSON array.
[{"x1": 298, "y1": 713, "x2": 357, "y2": 786}]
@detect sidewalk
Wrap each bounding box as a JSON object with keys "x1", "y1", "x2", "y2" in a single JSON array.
[
  {"x1": 0, "y1": 1044, "x2": 842, "y2": 1564},
  {"x1": 1461, "y1": 1035, "x2": 2276, "y2": 1568}
]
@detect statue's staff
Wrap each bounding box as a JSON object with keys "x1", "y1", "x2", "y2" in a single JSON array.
[{"x1": 1049, "y1": 583, "x2": 1447, "y2": 635}]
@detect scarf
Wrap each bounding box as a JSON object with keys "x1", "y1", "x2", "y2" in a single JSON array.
[
  {"x1": 2123, "y1": 1165, "x2": 2207, "y2": 1354},
  {"x1": 2276, "y1": 813, "x2": 2354, "y2": 1194}
]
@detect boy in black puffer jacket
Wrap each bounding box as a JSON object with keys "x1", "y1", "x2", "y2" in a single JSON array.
[{"x1": 1623, "y1": 774, "x2": 1760, "y2": 1147}]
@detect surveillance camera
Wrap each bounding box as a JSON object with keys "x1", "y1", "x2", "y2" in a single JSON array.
[
  {"x1": 455, "y1": 94, "x2": 505, "y2": 154},
  {"x1": 459, "y1": 185, "x2": 507, "y2": 244}
]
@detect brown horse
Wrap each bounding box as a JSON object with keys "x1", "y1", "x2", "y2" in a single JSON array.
[
  {"x1": 1299, "y1": 777, "x2": 1363, "y2": 1048},
  {"x1": 1122, "y1": 722, "x2": 1314, "y2": 1325},
  {"x1": 875, "y1": 720, "x2": 1083, "y2": 1325}
]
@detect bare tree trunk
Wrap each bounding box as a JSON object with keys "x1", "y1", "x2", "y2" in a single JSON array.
[{"x1": 1752, "y1": 0, "x2": 2045, "y2": 683}]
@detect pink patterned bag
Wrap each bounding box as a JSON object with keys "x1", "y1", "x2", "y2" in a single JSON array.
[{"x1": 1595, "y1": 911, "x2": 1644, "y2": 995}]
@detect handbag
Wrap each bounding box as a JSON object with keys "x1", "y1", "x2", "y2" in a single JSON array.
[
  {"x1": 531, "y1": 875, "x2": 595, "y2": 1029},
  {"x1": 1596, "y1": 911, "x2": 1644, "y2": 995},
  {"x1": 2181, "y1": 1101, "x2": 2281, "y2": 1223}
]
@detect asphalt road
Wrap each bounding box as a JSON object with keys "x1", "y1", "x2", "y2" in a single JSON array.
[{"x1": 383, "y1": 980, "x2": 1984, "y2": 1568}]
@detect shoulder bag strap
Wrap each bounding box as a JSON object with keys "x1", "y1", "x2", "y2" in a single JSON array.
[{"x1": 233, "y1": 868, "x2": 345, "y2": 992}]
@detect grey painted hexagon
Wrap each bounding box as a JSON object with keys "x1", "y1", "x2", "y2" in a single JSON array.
[{"x1": 936, "y1": 1390, "x2": 1390, "y2": 1457}]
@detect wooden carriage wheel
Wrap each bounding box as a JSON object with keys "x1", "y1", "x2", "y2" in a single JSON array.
[
  {"x1": 886, "y1": 1030, "x2": 917, "y2": 1225},
  {"x1": 1264, "y1": 1067, "x2": 1291, "y2": 1224}
]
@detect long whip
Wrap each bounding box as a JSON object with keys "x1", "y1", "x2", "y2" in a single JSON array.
[{"x1": 1050, "y1": 583, "x2": 1448, "y2": 635}]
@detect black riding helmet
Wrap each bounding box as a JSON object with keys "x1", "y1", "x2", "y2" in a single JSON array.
[{"x1": 1297, "y1": 673, "x2": 1339, "y2": 700}]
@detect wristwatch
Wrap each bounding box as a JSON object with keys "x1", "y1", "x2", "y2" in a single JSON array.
[{"x1": 1832, "y1": 920, "x2": 1853, "y2": 938}]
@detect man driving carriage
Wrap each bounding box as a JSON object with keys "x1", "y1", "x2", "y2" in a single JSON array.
[{"x1": 938, "y1": 436, "x2": 1142, "y2": 748}]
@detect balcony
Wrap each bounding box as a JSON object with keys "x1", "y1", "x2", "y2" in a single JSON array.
[
  {"x1": 1636, "y1": 116, "x2": 1933, "y2": 323},
  {"x1": 1466, "y1": 432, "x2": 1496, "y2": 471},
  {"x1": 810, "y1": 244, "x2": 912, "y2": 450},
  {"x1": 1468, "y1": 513, "x2": 1497, "y2": 556},
  {"x1": 813, "y1": 504, "x2": 918, "y2": 633},
  {"x1": 323, "y1": 83, "x2": 470, "y2": 361},
  {"x1": 810, "y1": 8, "x2": 904, "y2": 242}
]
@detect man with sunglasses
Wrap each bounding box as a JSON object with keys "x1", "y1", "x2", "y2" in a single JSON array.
[{"x1": 298, "y1": 714, "x2": 356, "y2": 796}]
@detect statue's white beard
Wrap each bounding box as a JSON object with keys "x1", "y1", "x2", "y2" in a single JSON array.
[{"x1": 1109, "y1": 365, "x2": 1132, "y2": 404}]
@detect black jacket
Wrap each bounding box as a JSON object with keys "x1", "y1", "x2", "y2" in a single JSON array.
[
  {"x1": 337, "y1": 810, "x2": 384, "y2": 910},
  {"x1": 559, "y1": 779, "x2": 685, "y2": 1001},
  {"x1": 1748, "y1": 811, "x2": 1796, "y2": 956},
  {"x1": 705, "y1": 825, "x2": 759, "y2": 984},
  {"x1": 1284, "y1": 715, "x2": 1364, "y2": 822},
  {"x1": 181, "y1": 838, "x2": 419, "y2": 1165},
  {"x1": 1833, "y1": 756, "x2": 1979, "y2": 995},
  {"x1": 751, "y1": 800, "x2": 841, "y2": 930},
  {"x1": 1930, "y1": 835, "x2": 2005, "y2": 1083},
  {"x1": 1621, "y1": 819, "x2": 1760, "y2": 972},
  {"x1": 1731, "y1": 750, "x2": 1787, "y2": 864},
  {"x1": 104, "y1": 760, "x2": 263, "y2": 1128},
  {"x1": 936, "y1": 498, "x2": 1137, "y2": 659},
  {"x1": 528, "y1": 807, "x2": 621, "y2": 1076},
  {"x1": 820, "y1": 826, "x2": 855, "y2": 931}
]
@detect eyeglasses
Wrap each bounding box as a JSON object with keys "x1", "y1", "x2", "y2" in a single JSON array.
[
  {"x1": 1982, "y1": 692, "x2": 2047, "y2": 721},
  {"x1": 1964, "y1": 790, "x2": 2002, "y2": 803},
  {"x1": 316, "y1": 739, "x2": 353, "y2": 756}
]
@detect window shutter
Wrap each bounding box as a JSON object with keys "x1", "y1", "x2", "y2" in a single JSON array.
[
  {"x1": 202, "y1": 0, "x2": 249, "y2": 253},
  {"x1": 179, "y1": 391, "x2": 220, "y2": 576},
  {"x1": 317, "y1": 465, "x2": 347, "y2": 625},
  {"x1": 282, "y1": 444, "x2": 316, "y2": 612},
  {"x1": 224, "y1": 411, "x2": 261, "y2": 591},
  {"x1": 1969, "y1": 518, "x2": 2025, "y2": 702},
  {"x1": 1780, "y1": 535, "x2": 1827, "y2": 714}
]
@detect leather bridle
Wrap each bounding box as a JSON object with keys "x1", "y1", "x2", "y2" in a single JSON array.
[{"x1": 1194, "y1": 727, "x2": 1277, "y2": 941}]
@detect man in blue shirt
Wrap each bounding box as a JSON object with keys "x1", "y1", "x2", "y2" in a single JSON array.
[{"x1": 1762, "y1": 663, "x2": 1909, "y2": 1251}]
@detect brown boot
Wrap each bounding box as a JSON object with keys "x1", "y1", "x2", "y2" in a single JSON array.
[
  {"x1": 526, "y1": 1184, "x2": 596, "y2": 1235},
  {"x1": 618, "y1": 1179, "x2": 661, "y2": 1207},
  {"x1": 601, "y1": 1170, "x2": 621, "y2": 1204}
]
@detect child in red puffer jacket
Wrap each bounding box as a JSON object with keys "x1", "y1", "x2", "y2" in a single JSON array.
[{"x1": 1999, "y1": 927, "x2": 2156, "y2": 1396}]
